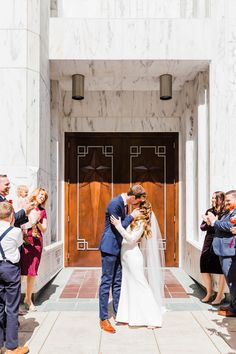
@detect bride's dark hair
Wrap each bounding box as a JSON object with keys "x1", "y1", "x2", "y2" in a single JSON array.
[{"x1": 130, "y1": 200, "x2": 152, "y2": 239}]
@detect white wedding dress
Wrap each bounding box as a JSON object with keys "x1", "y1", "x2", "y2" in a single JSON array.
[{"x1": 115, "y1": 215, "x2": 164, "y2": 327}]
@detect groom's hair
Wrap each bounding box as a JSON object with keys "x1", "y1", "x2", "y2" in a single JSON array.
[
  {"x1": 127, "y1": 184, "x2": 146, "y2": 199},
  {"x1": 226, "y1": 190, "x2": 236, "y2": 198}
]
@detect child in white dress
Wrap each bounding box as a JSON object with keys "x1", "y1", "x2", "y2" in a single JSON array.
[{"x1": 16, "y1": 185, "x2": 29, "y2": 210}]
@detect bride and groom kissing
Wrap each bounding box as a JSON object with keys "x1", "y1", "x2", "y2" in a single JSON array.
[{"x1": 99, "y1": 184, "x2": 165, "y2": 333}]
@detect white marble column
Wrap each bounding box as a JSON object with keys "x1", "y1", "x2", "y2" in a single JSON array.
[
  {"x1": 179, "y1": 72, "x2": 211, "y2": 284},
  {"x1": 50, "y1": 80, "x2": 64, "y2": 243},
  {"x1": 0, "y1": 0, "x2": 62, "y2": 292},
  {"x1": 0, "y1": 0, "x2": 50, "y2": 202},
  {"x1": 226, "y1": 1, "x2": 236, "y2": 189}
]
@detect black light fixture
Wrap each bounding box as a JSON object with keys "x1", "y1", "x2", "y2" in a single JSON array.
[
  {"x1": 160, "y1": 74, "x2": 172, "y2": 100},
  {"x1": 72, "y1": 74, "x2": 85, "y2": 100}
]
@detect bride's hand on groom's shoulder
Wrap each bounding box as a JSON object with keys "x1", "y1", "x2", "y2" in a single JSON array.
[{"x1": 110, "y1": 215, "x2": 121, "y2": 226}]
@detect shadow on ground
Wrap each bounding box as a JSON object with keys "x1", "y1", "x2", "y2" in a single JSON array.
[
  {"x1": 18, "y1": 316, "x2": 39, "y2": 346},
  {"x1": 35, "y1": 283, "x2": 59, "y2": 306},
  {"x1": 188, "y1": 281, "x2": 206, "y2": 300},
  {"x1": 210, "y1": 317, "x2": 236, "y2": 351}
]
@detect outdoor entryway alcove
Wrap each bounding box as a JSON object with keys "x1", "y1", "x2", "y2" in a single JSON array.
[{"x1": 64, "y1": 132, "x2": 179, "y2": 267}]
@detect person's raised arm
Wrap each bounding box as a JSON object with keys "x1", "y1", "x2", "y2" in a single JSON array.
[
  {"x1": 214, "y1": 219, "x2": 234, "y2": 233},
  {"x1": 110, "y1": 215, "x2": 144, "y2": 244},
  {"x1": 213, "y1": 211, "x2": 236, "y2": 233},
  {"x1": 107, "y1": 202, "x2": 134, "y2": 228},
  {"x1": 14, "y1": 209, "x2": 28, "y2": 228},
  {"x1": 14, "y1": 200, "x2": 35, "y2": 228}
]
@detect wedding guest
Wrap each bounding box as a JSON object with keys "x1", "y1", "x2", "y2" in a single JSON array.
[
  {"x1": 20, "y1": 188, "x2": 48, "y2": 311},
  {"x1": 200, "y1": 191, "x2": 226, "y2": 305},
  {"x1": 16, "y1": 185, "x2": 29, "y2": 211},
  {"x1": 0, "y1": 175, "x2": 34, "y2": 227},
  {"x1": 205, "y1": 190, "x2": 236, "y2": 317},
  {"x1": 0, "y1": 202, "x2": 29, "y2": 354}
]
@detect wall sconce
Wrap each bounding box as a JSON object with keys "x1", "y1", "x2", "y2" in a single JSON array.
[
  {"x1": 72, "y1": 74, "x2": 85, "y2": 100},
  {"x1": 160, "y1": 74, "x2": 172, "y2": 100}
]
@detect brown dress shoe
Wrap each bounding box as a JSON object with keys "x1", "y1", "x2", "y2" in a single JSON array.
[
  {"x1": 6, "y1": 346, "x2": 29, "y2": 354},
  {"x1": 100, "y1": 319, "x2": 116, "y2": 333},
  {"x1": 218, "y1": 309, "x2": 236, "y2": 317}
]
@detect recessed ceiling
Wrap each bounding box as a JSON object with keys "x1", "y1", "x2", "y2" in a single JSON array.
[{"x1": 50, "y1": 60, "x2": 209, "y2": 91}]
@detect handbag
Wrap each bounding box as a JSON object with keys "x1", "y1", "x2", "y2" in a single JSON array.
[{"x1": 212, "y1": 236, "x2": 236, "y2": 256}]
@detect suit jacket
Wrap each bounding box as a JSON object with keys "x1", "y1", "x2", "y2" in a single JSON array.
[
  {"x1": 0, "y1": 195, "x2": 28, "y2": 228},
  {"x1": 213, "y1": 209, "x2": 236, "y2": 238},
  {"x1": 99, "y1": 195, "x2": 133, "y2": 256},
  {"x1": 212, "y1": 209, "x2": 236, "y2": 256}
]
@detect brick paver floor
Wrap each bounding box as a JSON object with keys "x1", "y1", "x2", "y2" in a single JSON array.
[{"x1": 60, "y1": 269, "x2": 189, "y2": 299}]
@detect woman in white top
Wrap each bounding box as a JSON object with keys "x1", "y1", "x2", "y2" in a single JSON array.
[{"x1": 110, "y1": 200, "x2": 165, "y2": 328}]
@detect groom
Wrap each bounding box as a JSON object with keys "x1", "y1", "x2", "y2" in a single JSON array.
[{"x1": 99, "y1": 184, "x2": 146, "y2": 333}]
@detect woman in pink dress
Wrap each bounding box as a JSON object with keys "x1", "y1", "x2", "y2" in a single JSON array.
[{"x1": 20, "y1": 187, "x2": 48, "y2": 311}]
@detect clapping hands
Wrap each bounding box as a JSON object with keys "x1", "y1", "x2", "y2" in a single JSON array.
[
  {"x1": 24, "y1": 201, "x2": 36, "y2": 215},
  {"x1": 230, "y1": 227, "x2": 236, "y2": 234},
  {"x1": 202, "y1": 211, "x2": 217, "y2": 225}
]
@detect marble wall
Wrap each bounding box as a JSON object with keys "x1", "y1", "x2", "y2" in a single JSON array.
[
  {"x1": 50, "y1": 18, "x2": 214, "y2": 61},
  {"x1": 179, "y1": 72, "x2": 210, "y2": 283},
  {"x1": 51, "y1": 69, "x2": 216, "y2": 290},
  {"x1": 42, "y1": 0, "x2": 236, "y2": 292},
  {"x1": 50, "y1": 80, "x2": 64, "y2": 244},
  {"x1": 49, "y1": 86, "x2": 182, "y2": 274},
  {"x1": 3, "y1": 0, "x2": 236, "y2": 293},
  {"x1": 55, "y1": 0, "x2": 211, "y2": 18},
  {"x1": 0, "y1": 0, "x2": 63, "y2": 293},
  {"x1": 48, "y1": 0, "x2": 236, "y2": 291},
  {"x1": 51, "y1": 72, "x2": 207, "y2": 278},
  {"x1": 60, "y1": 90, "x2": 181, "y2": 132}
]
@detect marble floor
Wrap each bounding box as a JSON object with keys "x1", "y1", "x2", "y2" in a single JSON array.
[{"x1": 16, "y1": 268, "x2": 236, "y2": 354}]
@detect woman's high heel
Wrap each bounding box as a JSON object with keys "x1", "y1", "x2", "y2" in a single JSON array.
[
  {"x1": 211, "y1": 295, "x2": 225, "y2": 306},
  {"x1": 201, "y1": 294, "x2": 214, "y2": 303}
]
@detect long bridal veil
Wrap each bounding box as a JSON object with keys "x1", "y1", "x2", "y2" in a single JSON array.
[{"x1": 140, "y1": 212, "x2": 165, "y2": 312}]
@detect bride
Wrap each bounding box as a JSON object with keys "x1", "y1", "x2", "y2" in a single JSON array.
[{"x1": 110, "y1": 200, "x2": 165, "y2": 328}]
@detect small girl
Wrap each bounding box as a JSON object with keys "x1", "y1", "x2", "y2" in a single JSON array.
[
  {"x1": 16, "y1": 185, "x2": 29, "y2": 210},
  {"x1": 16, "y1": 185, "x2": 31, "y2": 244},
  {"x1": 16, "y1": 185, "x2": 39, "y2": 244}
]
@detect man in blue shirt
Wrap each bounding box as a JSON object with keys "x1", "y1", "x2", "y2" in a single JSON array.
[{"x1": 205, "y1": 190, "x2": 236, "y2": 317}]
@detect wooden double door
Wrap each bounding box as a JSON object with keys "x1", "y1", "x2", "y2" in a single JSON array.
[{"x1": 65, "y1": 133, "x2": 178, "y2": 267}]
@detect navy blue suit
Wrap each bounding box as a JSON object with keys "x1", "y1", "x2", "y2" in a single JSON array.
[
  {"x1": 0, "y1": 194, "x2": 28, "y2": 346},
  {"x1": 0, "y1": 195, "x2": 28, "y2": 228},
  {"x1": 213, "y1": 209, "x2": 236, "y2": 312},
  {"x1": 99, "y1": 195, "x2": 133, "y2": 320}
]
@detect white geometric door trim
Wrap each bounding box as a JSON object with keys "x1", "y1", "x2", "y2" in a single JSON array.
[{"x1": 130, "y1": 145, "x2": 166, "y2": 250}]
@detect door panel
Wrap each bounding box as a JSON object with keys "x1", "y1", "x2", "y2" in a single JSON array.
[{"x1": 65, "y1": 133, "x2": 178, "y2": 267}]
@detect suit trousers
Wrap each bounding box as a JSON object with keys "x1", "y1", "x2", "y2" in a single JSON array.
[
  {"x1": 0, "y1": 261, "x2": 21, "y2": 349},
  {"x1": 99, "y1": 252, "x2": 122, "y2": 320},
  {"x1": 220, "y1": 256, "x2": 236, "y2": 312}
]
